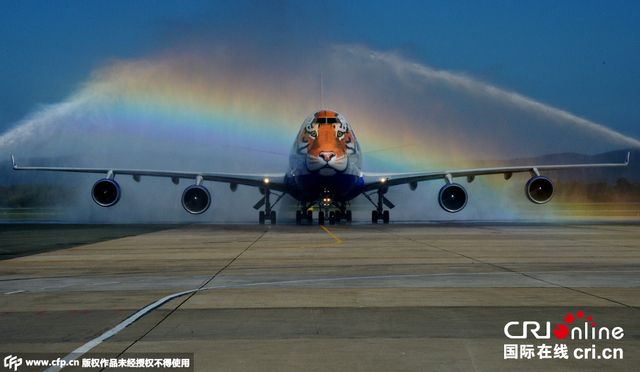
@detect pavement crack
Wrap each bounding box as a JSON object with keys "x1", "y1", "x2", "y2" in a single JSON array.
[{"x1": 105, "y1": 225, "x2": 273, "y2": 367}]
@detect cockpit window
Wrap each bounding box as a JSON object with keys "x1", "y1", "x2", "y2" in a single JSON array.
[{"x1": 315, "y1": 117, "x2": 339, "y2": 124}]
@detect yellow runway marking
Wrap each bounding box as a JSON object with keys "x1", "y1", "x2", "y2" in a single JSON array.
[{"x1": 321, "y1": 225, "x2": 342, "y2": 243}]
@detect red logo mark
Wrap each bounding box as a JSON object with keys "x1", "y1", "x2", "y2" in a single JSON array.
[{"x1": 554, "y1": 310, "x2": 594, "y2": 339}]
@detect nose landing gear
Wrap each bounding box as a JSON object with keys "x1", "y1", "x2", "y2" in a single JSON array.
[{"x1": 316, "y1": 191, "x2": 352, "y2": 225}]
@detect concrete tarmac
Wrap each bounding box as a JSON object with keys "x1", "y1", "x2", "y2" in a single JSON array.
[{"x1": 0, "y1": 222, "x2": 639, "y2": 371}]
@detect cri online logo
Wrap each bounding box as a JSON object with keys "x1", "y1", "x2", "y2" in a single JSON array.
[{"x1": 504, "y1": 310, "x2": 624, "y2": 340}]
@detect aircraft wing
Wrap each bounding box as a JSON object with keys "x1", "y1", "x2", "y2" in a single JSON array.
[
  {"x1": 362, "y1": 151, "x2": 630, "y2": 192},
  {"x1": 11, "y1": 155, "x2": 287, "y2": 192}
]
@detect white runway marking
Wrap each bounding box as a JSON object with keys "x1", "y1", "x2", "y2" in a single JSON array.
[
  {"x1": 90, "y1": 281, "x2": 119, "y2": 286},
  {"x1": 44, "y1": 288, "x2": 199, "y2": 372}
]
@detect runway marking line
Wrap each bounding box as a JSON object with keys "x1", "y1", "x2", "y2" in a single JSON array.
[{"x1": 321, "y1": 225, "x2": 341, "y2": 242}]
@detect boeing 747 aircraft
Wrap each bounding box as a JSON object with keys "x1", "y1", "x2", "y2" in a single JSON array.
[{"x1": 11, "y1": 110, "x2": 630, "y2": 225}]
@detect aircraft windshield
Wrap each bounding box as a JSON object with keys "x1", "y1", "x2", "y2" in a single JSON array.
[{"x1": 315, "y1": 117, "x2": 339, "y2": 124}]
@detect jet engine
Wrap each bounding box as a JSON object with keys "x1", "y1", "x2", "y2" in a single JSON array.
[
  {"x1": 92, "y1": 179, "x2": 121, "y2": 207},
  {"x1": 525, "y1": 176, "x2": 554, "y2": 204},
  {"x1": 438, "y1": 183, "x2": 468, "y2": 213},
  {"x1": 182, "y1": 185, "x2": 211, "y2": 214}
]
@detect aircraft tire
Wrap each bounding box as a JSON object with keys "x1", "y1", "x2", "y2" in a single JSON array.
[
  {"x1": 319, "y1": 211, "x2": 325, "y2": 225},
  {"x1": 259, "y1": 211, "x2": 265, "y2": 225},
  {"x1": 346, "y1": 210, "x2": 352, "y2": 222},
  {"x1": 270, "y1": 211, "x2": 277, "y2": 225},
  {"x1": 383, "y1": 210, "x2": 390, "y2": 224},
  {"x1": 335, "y1": 210, "x2": 342, "y2": 224},
  {"x1": 372, "y1": 210, "x2": 378, "y2": 224},
  {"x1": 296, "y1": 210, "x2": 302, "y2": 225},
  {"x1": 329, "y1": 211, "x2": 335, "y2": 225},
  {"x1": 307, "y1": 210, "x2": 313, "y2": 224}
]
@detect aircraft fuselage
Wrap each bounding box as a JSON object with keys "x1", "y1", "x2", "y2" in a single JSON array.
[{"x1": 285, "y1": 110, "x2": 363, "y2": 203}]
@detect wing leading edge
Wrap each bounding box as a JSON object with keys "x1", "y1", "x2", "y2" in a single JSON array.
[
  {"x1": 11, "y1": 155, "x2": 287, "y2": 193},
  {"x1": 362, "y1": 152, "x2": 630, "y2": 192}
]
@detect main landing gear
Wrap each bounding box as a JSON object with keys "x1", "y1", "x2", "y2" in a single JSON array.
[
  {"x1": 371, "y1": 210, "x2": 389, "y2": 224},
  {"x1": 254, "y1": 188, "x2": 285, "y2": 225},
  {"x1": 364, "y1": 188, "x2": 394, "y2": 224}
]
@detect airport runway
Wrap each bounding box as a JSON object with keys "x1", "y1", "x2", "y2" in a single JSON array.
[{"x1": 1, "y1": 222, "x2": 639, "y2": 371}]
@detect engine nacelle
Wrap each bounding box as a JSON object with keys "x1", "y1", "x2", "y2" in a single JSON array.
[
  {"x1": 525, "y1": 176, "x2": 554, "y2": 204},
  {"x1": 438, "y1": 183, "x2": 468, "y2": 213},
  {"x1": 182, "y1": 185, "x2": 211, "y2": 214},
  {"x1": 92, "y1": 179, "x2": 121, "y2": 207}
]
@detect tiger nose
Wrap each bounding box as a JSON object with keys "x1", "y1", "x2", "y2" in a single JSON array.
[{"x1": 319, "y1": 151, "x2": 336, "y2": 162}]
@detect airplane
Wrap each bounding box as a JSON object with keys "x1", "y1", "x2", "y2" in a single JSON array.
[{"x1": 11, "y1": 109, "x2": 630, "y2": 225}]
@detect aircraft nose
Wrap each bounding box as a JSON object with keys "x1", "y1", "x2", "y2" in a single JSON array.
[{"x1": 318, "y1": 151, "x2": 336, "y2": 162}]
